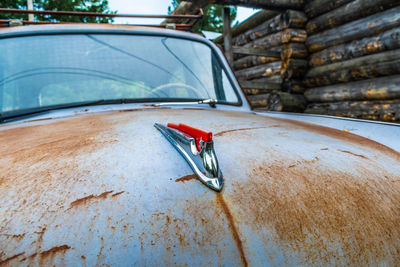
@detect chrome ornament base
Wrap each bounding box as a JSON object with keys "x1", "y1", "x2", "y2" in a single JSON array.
[{"x1": 154, "y1": 123, "x2": 223, "y2": 191}]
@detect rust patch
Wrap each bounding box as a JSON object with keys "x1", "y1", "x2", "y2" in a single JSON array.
[
  {"x1": 338, "y1": 150, "x2": 369, "y2": 159},
  {"x1": 69, "y1": 191, "x2": 114, "y2": 209},
  {"x1": 216, "y1": 194, "x2": 248, "y2": 267},
  {"x1": 3, "y1": 233, "x2": 26, "y2": 240},
  {"x1": 214, "y1": 127, "x2": 268, "y2": 137},
  {"x1": 0, "y1": 113, "x2": 119, "y2": 160},
  {"x1": 175, "y1": 174, "x2": 197, "y2": 183},
  {"x1": 230, "y1": 157, "x2": 400, "y2": 265},
  {"x1": 182, "y1": 108, "x2": 208, "y2": 111},
  {"x1": 320, "y1": 148, "x2": 328, "y2": 150},
  {"x1": 34, "y1": 226, "x2": 47, "y2": 245},
  {"x1": 111, "y1": 191, "x2": 125, "y2": 197},
  {"x1": 118, "y1": 108, "x2": 145, "y2": 112},
  {"x1": 24, "y1": 117, "x2": 52, "y2": 123},
  {"x1": 0, "y1": 252, "x2": 24, "y2": 265},
  {"x1": 40, "y1": 245, "x2": 71, "y2": 258}
]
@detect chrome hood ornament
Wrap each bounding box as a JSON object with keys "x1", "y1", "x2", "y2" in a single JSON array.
[{"x1": 154, "y1": 123, "x2": 223, "y2": 191}]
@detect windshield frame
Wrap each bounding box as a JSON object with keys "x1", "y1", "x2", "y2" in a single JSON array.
[{"x1": 0, "y1": 26, "x2": 247, "y2": 112}]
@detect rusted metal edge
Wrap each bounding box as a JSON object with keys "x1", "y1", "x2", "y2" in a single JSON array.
[
  {"x1": 0, "y1": 8, "x2": 203, "y2": 31},
  {"x1": 0, "y1": 8, "x2": 202, "y2": 19},
  {"x1": 0, "y1": 19, "x2": 194, "y2": 31}
]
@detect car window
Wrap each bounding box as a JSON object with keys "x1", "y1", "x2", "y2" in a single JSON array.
[{"x1": 0, "y1": 34, "x2": 239, "y2": 112}]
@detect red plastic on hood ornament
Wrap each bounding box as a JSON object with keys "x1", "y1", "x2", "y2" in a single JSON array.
[
  {"x1": 154, "y1": 122, "x2": 223, "y2": 192},
  {"x1": 167, "y1": 123, "x2": 212, "y2": 151}
]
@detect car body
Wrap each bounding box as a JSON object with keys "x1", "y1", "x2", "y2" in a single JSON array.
[{"x1": 1, "y1": 24, "x2": 400, "y2": 266}]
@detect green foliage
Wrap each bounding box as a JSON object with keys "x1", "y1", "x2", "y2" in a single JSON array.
[
  {"x1": 168, "y1": 0, "x2": 237, "y2": 33},
  {"x1": 0, "y1": 0, "x2": 115, "y2": 23}
]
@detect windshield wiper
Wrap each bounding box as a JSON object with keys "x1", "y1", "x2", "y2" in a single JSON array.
[
  {"x1": 0, "y1": 99, "x2": 106, "y2": 123},
  {"x1": 152, "y1": 99, "x2": 218, "y2": 108}
]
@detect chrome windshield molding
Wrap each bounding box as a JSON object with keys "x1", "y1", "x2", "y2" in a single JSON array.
[
  {"x1": 154, "y1": 123, "x2": 223, "y2": 192},
  {"x1": 152, "y1": 99, "x2": 218, "y2": 108}
]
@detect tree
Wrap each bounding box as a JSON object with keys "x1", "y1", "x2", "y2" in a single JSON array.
[
  {"x1": 168, "y1": 0, "x2": 237, "y2": 33},
  {"x1": 0, "y1": 0, "x2": 115, "y2": 23}
]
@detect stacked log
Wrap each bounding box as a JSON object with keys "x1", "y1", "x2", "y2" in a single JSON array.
[
  {"x1": 200, "y1": 0, "x2": 304, "y2": 11},
  {"x1": 248, "y1": 92, "x2": 306, "y2": 112},
  {"x1": 304, "y1": 2, "x2": 400, "y2": 122},
  {"x1": 214, "y1": 10, "x2": 279, "y2": 44},
  {"x1": 309, "y1": 27, "x2": 400, "y2": 67},
  {"x1": 233, "y1": 10, "x2": 307, "y2": 46},
  {"x1": 239, "y1": 77, "x2": 282, "y2": 95},
  {"x1": 305, "y1": 75, "x2": 400, "y2": 102},
  {"x1": 304, "y1": 49, "x2": 400, "y2": 87},
  {"x1": 225, "y1": 9, "x2": 308, "y2": 111},
  {"x1": 305, "y1": 100, "x2": 400, "y2": 122},
  {"x1": 306, "y1": 0, "x2": 399, "y2": 35},
  {"x1": 306, "y1": 6, "x2": 400, "y2": 53}
]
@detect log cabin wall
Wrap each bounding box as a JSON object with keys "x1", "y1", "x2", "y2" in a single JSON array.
[
  {"x1": 303, "y1": 1, "x2": 400, "y2": 122},
  {"x1": 222, "y1": 10, "x2": 309, "y2": 112}
]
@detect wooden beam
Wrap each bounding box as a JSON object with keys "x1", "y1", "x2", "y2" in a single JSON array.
[
  {"x1": 306, "y1": 0, "x2": 399, "y2": 35},
  {"x1": 165, "y1": 0, "x2": 208, "y2": 24},
  {"x1": 304, "y1": 59, "x2": 400, "y2": 87},
  {"x1": 208, "y1": 0, "x2": 304, "y2": 10},
  {"x1": 267, "y1": 92, "x2": 306, "y2": 111},
  {"x1": 233, "y1": 10, "x2": 307, "y2": 46},
  {"x1": 243, "y1": 28, "x2": 307, "y2": 49},
  {"x1": 280, "y1": 59, "x2": 308, "y2": 80},
  {"x1": 244, "y1": 88, "x2": 280, "y2": 95},
  {"x1": 247, "y1": 93, "x2": 271, "y2": 108},
  {"x1": 304, "y1": 75, "x2": 400, "y2": 102},
  {"x1": 305, "y1": 0, "x2": 353, "y2": 19},
  {"x1": 282, "y1": 80, "x2": 305, "y2": 93},
  {"x1": 232, "y1": 46, "x2": 281, "y2": 57},
  {"x1": 307, "y1": 6, "x2": 400, "y2": 53},
  {"x1": 233, "y1": 55, "x2": 280, "y2": 70},
  {"x1": 305, "y1": 100, "x2": 400, "y2": 122},
  {"x1": 309, "y1": 27, "x2": 400, "y2": 67},
  {"x1": 214, "y1": 10, "x2": 278, "y2": 43},
  {"x1": 223, "y1": 7, "x2": 233, "y2": 65},
  {"x1": 241, "y1": 75, "x2": 283, "y2": 84},
  {"x1": 248, "y1": 93, "x2": 306, "y2": 111},
  {"x1": 281, "y1": 43, "x2": 308, "y2": 59},
  {"x1": 239, "y1": 80, "x2": 282, "y2": 89},
  {"x1": 306, "y1": 49, "x2": 400, "y2": 78},
  {"x1": 235, "y1": 61, "x2": 282, "y2": 80}
]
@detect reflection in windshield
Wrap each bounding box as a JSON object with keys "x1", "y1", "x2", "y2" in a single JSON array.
[{"x1": 0, "y1": 34, "x2": 238, "y2": 113}]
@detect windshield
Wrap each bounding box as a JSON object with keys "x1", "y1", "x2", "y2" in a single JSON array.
[{"x1": 0, "y1": 34, "x2": 239, "y2": 113}]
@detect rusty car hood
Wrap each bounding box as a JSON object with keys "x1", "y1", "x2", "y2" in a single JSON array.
[{"x1": 1, "y1": 108, "x2": 400, "y2": 266}]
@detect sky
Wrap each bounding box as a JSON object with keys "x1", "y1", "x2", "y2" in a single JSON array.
[{"x1": 108, "y1": 0, "x2": 260, "y2": 27}]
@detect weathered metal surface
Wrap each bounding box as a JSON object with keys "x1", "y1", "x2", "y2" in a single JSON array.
[
  {"x1": 261, "y1": 110, "x2": 400, "y2": 152},
  {"x1": 1, "y1": 108, "x2": 400, "y2": 266}
]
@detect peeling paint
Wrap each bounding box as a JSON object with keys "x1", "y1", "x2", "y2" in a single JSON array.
[
  {"x1": 40, "y1": 245, "x2": 71, "y2": 258},
  {"x1": 175, "y1": 174, "x2": 197, "y2": 183},
  {"x1": 111, "y1": 191, "x2": 125, "y2": 197},
  {"x1": 214, "y1": 127, "x2": 268, "y2": 137},
  {"x1": 0, "y1": 253, "x2": 24, "y2": 265},
  {"x1": 69, "y1": 191, "x2": 114, "y2": 209},
  {"x1": 338, "y1": 149, "x2": 369, "y2": 159},
  {"x1": 216, "y1": 194, "x2": 248, "y2": 267}
]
